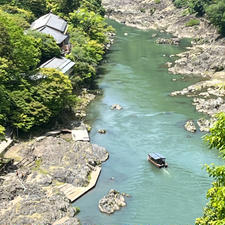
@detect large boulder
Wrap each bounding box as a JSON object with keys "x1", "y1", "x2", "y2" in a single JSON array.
[
  {"x1": 98, "y1": 189, "x2": 127, "y2": 214},
  {"x1": 184, "y1": 120, "x2": 197, "y2": 133},
  {"x1": 111, "y1": 104, "x2": 123, "y2": 110},
  {"x1": 155, "y1": 37, "x2": 180, "y2": 45},
  {"x1": 193, "y1": 97, "x2": 224, "y2": 116},
  {"x1": 98, "y1": 129, "x2": 106, "y2": 134},
  {"x1": 197, "y1": 117, "x2": 216, "y2": 132}
]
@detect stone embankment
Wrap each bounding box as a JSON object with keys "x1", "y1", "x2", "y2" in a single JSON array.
[
  {"x1": 102, "y1": 0, "x2": 225, "y2": 132},
  {"x1": 0, "y1": 131, "x2": 109, "y2": 225}
]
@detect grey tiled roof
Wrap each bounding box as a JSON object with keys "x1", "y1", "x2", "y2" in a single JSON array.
[
  {"x1": 38, "y1": 27, "x2": 68, "y2": 44},
  {"x1": 30, "y1": 13, "x2": 67, "y2": 33},
  {"x1": 30, "y1": 13, "x2": 68, "y2": 44},
  {"x1": 40, "y1": 57, "x2": 75, "y2": 74}
]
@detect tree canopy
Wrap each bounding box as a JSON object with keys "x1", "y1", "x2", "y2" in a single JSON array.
[
  {"x1": 26, "y1": 30, "x2": 61, "y2": 64},
  {"x1": 196, "y1": 164, "x2": 225, "y2": 225},
  {"x1": 0, "y1": 0, "x2": 112, "y2": 135},
  {"x1": 204, "y1": 113, "x2": 225, "y2": 158},
  {"x1": 195, "y1": 113, "x2": 225, "y2": 224},
  {"x1": 173, "y1": 0, "x2": 225, "y2": 35},
  {"x1": 9, "y1": 69, "x2": 75, "y2": 131}
]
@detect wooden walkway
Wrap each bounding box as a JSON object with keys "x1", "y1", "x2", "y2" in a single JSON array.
[
  {"x1": 58, "y1": 166, "x2": 101, "y2": 202},
  {"x1": 0, "y1": 137, "x2": 13, "y2": 156},
  {"x1": 72, "y1": 125, "x2": 89, "y2": 142},
  {"x1": 52, "y1": 217, "x2": 70, "y2": 225},
  {"x1": 15, "y1": 156, "x2": 36, "y2": 169}
]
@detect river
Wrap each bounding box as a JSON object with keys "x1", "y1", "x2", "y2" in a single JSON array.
[{"x1": 74, "y1": 21, "x2": 222, "y2": 225}]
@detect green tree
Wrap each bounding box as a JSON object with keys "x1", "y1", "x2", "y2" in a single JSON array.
[
  {"x1": 172, "y1": 0, "x2": 225, "y2": 35},
  {"x1": 0, "y1": 11, "x2": 40, "y2": 77},
  {"x1": 197, "y1": 112, "x2": 225, "y2": 224},
  {"x1": 0, "y1": 125, "x2": 5, "y2": 141},
  {"x1": 80, "y1": 0, "x2": 105, "y2": 16},
  {"x1": 0, "y1": 84, "x2": 10, "y2": 128},
  {"x1": 68, "y1": 27, "x2": 104, "y2": 64},
  {"x1": 0, "y1": 5, "x2": 34, "y2": 23},
  {"x1": 34, "y1": 68, "x2": 75, "y2": 116},
  {"x1": 9, "y1": 69, "x2": 75, "y2": 131},
  {"x1": 196, "y1": 164, "x2": 225, "y2": 225},
  {"x1": 206, "y1": 0, "x2": 225, "y2": 35},
  {"x1": 188, "y1": 0, "x2": 212, "y2": 16},
  {"x1": 69, "y1": 8, "x2": 112, "y2": 44},
  {"x1": 26, "y1": 30, "x2": 61, "y2": 64},
  {"x1": 70, "y1": 61, "x2": 96, "y2": 87},
  {"x1": 173, "y1": 0, "x2": 188, "y2": 8},
  {"x1": 0, "y1": 0, "x2": 12, "y2": 5},
  {"x1": 0, "y1": 20, "x2": 12, "y2": 59},
  {"x1": 204, "y1": 112, "x2": 225, "y2": 158},
  {"x1": 67, "y1": 26, "x2": 105, "y2": 87},
  {"x1": 0, "y1": 0, "x2": 111, "y2": 135},
  {"x1": 46, "y1": 0, "x2": 80, "y2": 15},
  {"x1": 0, "y1": 0, "x2": 47, "y2": 18},
  {"x1": 9, "y1": 85, "x2": 51, "y2": 131}
]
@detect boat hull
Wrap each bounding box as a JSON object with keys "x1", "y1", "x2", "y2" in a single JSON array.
[{"x1": 147, "y1": 156, "x2": 168, "y2": 168}]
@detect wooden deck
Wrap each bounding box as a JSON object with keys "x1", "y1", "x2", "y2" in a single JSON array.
[
  {"x1": 72, "y1": 125, "x2": 89, "y2": 142},
  {"x1": 0, "y1": 137, "x2": 13, "y2": 156},
  {"x1": 52, "y1": 217, "x2": 70, "y2": 225},
  {"x1": 58, "y1": 166, "x2": 101, "y2": 202}
]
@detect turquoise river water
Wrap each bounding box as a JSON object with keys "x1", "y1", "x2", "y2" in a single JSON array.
[{"x1": 74, "y1": 21, "x2": 223, "y2": 225}]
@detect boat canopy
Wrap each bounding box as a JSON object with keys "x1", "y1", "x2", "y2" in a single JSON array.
[{"x1": 149, "y1": 152, "x2": 166, "y2": 160}]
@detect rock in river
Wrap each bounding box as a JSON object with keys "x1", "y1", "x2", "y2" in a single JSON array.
[
  {"x1": 98, "y1": 129, "x2": 106, "y2": 134},
  {"x1": 184, "y1": 120, "x2": 197, "y2": 133},
  {"x1": 111, "y1": 104, "x2": 123, "y2": 110},
  {"x1": 98, "y1": 189, "x2": 127, "y2": 214},
  {"x1": 155, "y1": 37, "x2": 180, "y2": 45},
  {"x1": 197, "y1": 117, "x2": 216, "y2": 132}
]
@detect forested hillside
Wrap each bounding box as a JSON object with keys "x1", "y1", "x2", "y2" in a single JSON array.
[
  {"x1": 0, "y1": 0, "x2": 113, "y2": 138},
  {"x1": 173, "y1": 0, "x2": 225, "y2": 34}
]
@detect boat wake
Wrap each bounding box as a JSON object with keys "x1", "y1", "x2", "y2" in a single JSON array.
[
  {"x1": 162, "y1": 168, "x2": 170, "y2": 176},
  {"x1": 143, "y1": 111, "x2": 174, "y2": 117}
]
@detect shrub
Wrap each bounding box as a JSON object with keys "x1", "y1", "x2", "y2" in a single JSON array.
[
  {"x1": 173, "y1": 0, "x2": 188, "y2": 8},
  {"x1": 185, "y1": 18, "x2": 200, "y2": 27},
  {"x1": 206, "y1": 0, "x2": 225, "y2": 35},
  {"x1": 154, "y1": 0, "x2": 161, "y2": 4}
]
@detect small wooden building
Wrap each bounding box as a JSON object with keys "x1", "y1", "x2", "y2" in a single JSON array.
[
  {"x1": 30, "y1": 13, "x2": 70, "y2": 51},
  {"x1": 40, "y1": 57, "x2": 75, "y2": 75}
]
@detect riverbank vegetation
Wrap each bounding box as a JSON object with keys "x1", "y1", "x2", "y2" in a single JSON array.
[
  {"x1": 0, "y1": 0, "x2": 113, "y2": 138},
  {"x1": 173, "y1": 0, "x2": 225, "y2": 35},
  {"x1": 204, "y1": 113, "x2": 225, "y2": 158},
  {"x1": 196, "y1": 164, "x2": 225, "y2": 225},
  {"x1": 195, "y1": 113, "x2": 225, "y2": 224}
]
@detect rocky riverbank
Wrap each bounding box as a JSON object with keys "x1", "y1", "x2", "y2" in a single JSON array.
[
  {"x1": 102, "y1": 0, "x2": 225, "y2": 130},
  {"x1": 0, "y1": 25, "x2": 116, "y2": 224},
  {"x1": 0, "y1": 131, "x2": 108, "y2": 225},
  {"x1": 0, "y1": 86, "x2": 110, "y2": 225}
]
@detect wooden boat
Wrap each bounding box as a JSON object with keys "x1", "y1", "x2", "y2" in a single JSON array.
[{"x1": 147, "y1": 153, "x2": 168, "y2": 168}]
